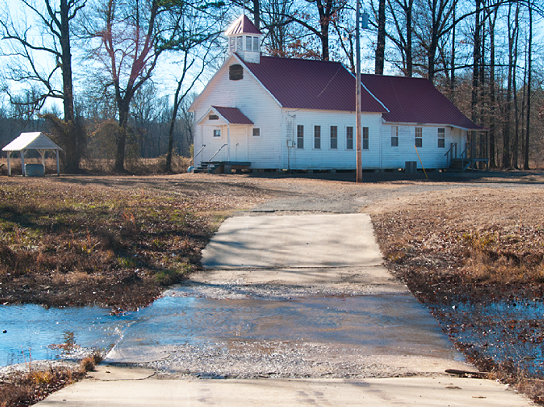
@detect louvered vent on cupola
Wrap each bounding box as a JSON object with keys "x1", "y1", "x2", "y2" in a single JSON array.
[{"x1": 225, "y1": 15, "x2": 262, "y2": 64}]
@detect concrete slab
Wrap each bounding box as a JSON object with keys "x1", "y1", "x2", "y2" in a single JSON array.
[
  {"x1": 86, "y1": 364, "x2": 155, "y2": 381},
  {"x1": 201, "y1": 214, "x2": 383, "y2": 269},
  {"x1": 36, "y1": 376, "x2": 533, "y2": 406},
  {"x1": 187, "y1": 265, "x2": 408, "y2": 295}
]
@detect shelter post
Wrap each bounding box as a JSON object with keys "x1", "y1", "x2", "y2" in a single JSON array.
[
  {"x1": 56, "y1": 151, "x2": 60, "y2": 176},
  {"x1": 39, "y1": 149, "x2": 45, "y2": 173},
  {"x1": 7, "y1": 152, "x2": 11, "y2": 176}
]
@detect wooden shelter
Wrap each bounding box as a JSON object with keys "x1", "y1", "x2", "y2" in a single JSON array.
[{"x1": 2, "y1": 132, "x2": 62, "y2": 176}]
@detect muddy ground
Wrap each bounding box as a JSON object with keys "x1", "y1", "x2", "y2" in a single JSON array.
[{"x1": 2, "y1": 170, "x2": 544, "y2": 404}]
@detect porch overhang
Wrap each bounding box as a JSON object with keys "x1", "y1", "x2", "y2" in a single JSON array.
[{"x1": 197, "y1": 106, "x2": 254, "y2": 126}]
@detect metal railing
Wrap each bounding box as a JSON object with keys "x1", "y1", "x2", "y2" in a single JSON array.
[
  {"x1": 444, "y1": 142, "x2": 457, "y2": 167},
  {"x1": 208, "y1": 144, "x2": 228, "y2": 162},
  {"x1": 190, "y1": 145, "x2": 206, "y2": 165}
]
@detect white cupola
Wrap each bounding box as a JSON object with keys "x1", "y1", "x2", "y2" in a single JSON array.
[{"x1": 225, "y1": 15, "x2": 262, "y2": 64}]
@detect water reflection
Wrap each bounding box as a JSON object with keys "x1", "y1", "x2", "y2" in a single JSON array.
[
  {"x1": 0, "y1": 304, "x2": 134, "y2": 367},
  {"x1": 433, "y1": 300, "x2": 544, "y2": 376}
]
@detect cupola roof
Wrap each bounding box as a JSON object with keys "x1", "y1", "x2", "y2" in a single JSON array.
[{"x1": 225, "y1": 15, "x2": 262, "y2": 36}]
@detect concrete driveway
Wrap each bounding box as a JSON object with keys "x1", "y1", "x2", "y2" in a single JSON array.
[{"x1": 36, "y1": 213, "x2": 533, "y2": 406}]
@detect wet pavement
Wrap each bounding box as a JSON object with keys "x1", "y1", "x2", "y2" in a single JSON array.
[{"x1": 104, "y1": 214, "x2": 472, "y2": 378}]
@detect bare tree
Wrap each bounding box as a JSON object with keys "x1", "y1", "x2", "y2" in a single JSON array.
[
  {"x1": 1, "y1": 0, "x2": 86, "y2": 172},
  {"x1": 274, "y1": 0, "x2": 348, "y2": 61},
  {"x1": 84, "y1": 0, "x2": 222, "y2": 172},
  {"x1": 386, "y1": 0, "x2": 414, "y2": 76}
]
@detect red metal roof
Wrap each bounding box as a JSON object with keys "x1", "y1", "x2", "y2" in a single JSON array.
[
  {"x1": 240, "y1": 56, "x2": 479, "y2": 129},
  {"x1": 225, "y1": 15, "x2": 262, "y2": 36},
  {"x1": 361, "y1": 74, "x2": 482, "y2": 130},
  {"x1": 212, "y1": 106, "x2": 254, "y2": 124},
  {"x1": 244, "y1": 56, "x2": 387, "y2": 113}
]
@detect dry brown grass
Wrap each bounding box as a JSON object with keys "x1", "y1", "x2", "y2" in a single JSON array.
[
  {"x1": 370, "y1": 186, "x2": 544, "y2": 288},
  {"x1": 0, "y1": 174, "x2": 273, "y2": 309},
  {"x1": 0, "y1": 365, "x2": 84, "y2": 407}
]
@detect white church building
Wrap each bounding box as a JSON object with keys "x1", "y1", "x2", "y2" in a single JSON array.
[{"x1": 189, "y1": 15, "x2": 482, "y2": 173}]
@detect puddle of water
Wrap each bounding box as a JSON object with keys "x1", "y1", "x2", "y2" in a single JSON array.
[
  {"x1": 1, "y1": 290, "x2": 460, "y2": 368},
  {"x1": 0, "y1": 304, "x2": 134, "y2": 367},
  {"x1": 434, "y1": 300, "x2": 544, "y2": 376}
]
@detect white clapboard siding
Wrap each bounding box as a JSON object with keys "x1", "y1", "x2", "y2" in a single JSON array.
[
  {"x1": 192, "y1": 56, "x2": 282, "y2": 168},
  {"x1": 381, "y1": 124, "x2": 468, "y2": 169},
  {"x1": 281, "y1": 109, "x2": 383, "y2": 170}
]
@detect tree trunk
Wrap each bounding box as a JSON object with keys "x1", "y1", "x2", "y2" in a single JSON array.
[
  {"x1": 503, "y1": 3, "x2": 517, "y2": 169},
  {"x1": 59, "y1": 0, "x2": 80, "y2": 173},
  {"x1": 375, "y1": 0, "x2": 386, "y2": 74},
  {"x1": 512, "y1": 21, "x2": 519, "y2": 169},
  {"x1": 449, "y1": 3, "x2": 455, "y2": 99},
  {"x1": 165, "y1": 77, "x2": 184, "y2": 173},
  {"x1": 524, "y1": 0, "x2": 532, "y2": 170},
  {"x1": 253, "y1": 0, "x2": 261, "y2": 29},
  {"x1": 488, "y1": 6, "x2": 498, "y2": 168},
  {"x1": 405, "y1": 0, "x2": 413, "y2": 77},
  {"x1": 115, "y1": 99, "x2": 130, "y2": 173},
  {"x1": 469, "y1": 0, "x2": 481, "y2": 162}
]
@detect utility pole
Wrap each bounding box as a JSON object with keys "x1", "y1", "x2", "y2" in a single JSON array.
[
  {"x1": 355, "y1": 2, "x2": 369, "y2": 183},
  {"x1": 356, "y1": 0, "x2": 362, "y2": 182}
]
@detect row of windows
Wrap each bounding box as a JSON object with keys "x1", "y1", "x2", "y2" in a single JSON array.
[
  {"x1": 211, "y1": 126, "x2": 446, "y2": 149},
  {"x1": 392, "y1": 126, "x2": 446, "y2": 148},
  {"x1": 296, "y1": 125, "x2": 369, "y2": 150},
  {"x1": 229, "y1": 36, "x2": 260, "y2": 53}
]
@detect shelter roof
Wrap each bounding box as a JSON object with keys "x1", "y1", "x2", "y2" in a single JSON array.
[
  {"x1": 225, "y1": 15, "x2": 262, "y2": 36},
  {"x1": 361, "y1": 74, "x2": 482, "y2": 130},
  {"x1": 243, "y1": 56, "x2": 387, "y2": 113},
  {"x1": 2, "y1": 132, "x2": 62, "y2": 152}
]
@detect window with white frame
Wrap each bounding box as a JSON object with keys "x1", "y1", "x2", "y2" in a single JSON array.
[
  {"x1": 314, "y1": 125, "x2": 321, "y2": 149},
  {"x1": 346, "y1": 126, "x2": 353, "y2": 150},
  {"x1": 237, "y1": 36, "x2": 243, "y2": 50},
  {"x1": 415, "y1": 127, "x2": 422, "y2": 147},
  {"x1": 253, "y1": 37, "x2": 259, "y2": 52},
  {"x1": 330, "y1": 126, "x2": 338, "y2": 149},
  {"x1": 391, "y1": 126, "x2": 399, "y2": 147},
  {"x1": 246, "y1": 36, "x2": 253, "y2": 51},
  {"x1": 297, "y1": 125, "x2": 304, "y2": 149},
  {"x1": 253, "y1": 128, "x2": 261, "y2": 137},
  {"x1": 229, "y1": 37, "x2": 235, "y2": 53},
  {"x1": 213, "y1": 129, "x2": 221, "y2": 137},
  {"x1": 438, "y1": 128, "x2": 445, "y2": 148},
  {"x1": 363, "y1": 127, "x2": 369, "y2": 150}
]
